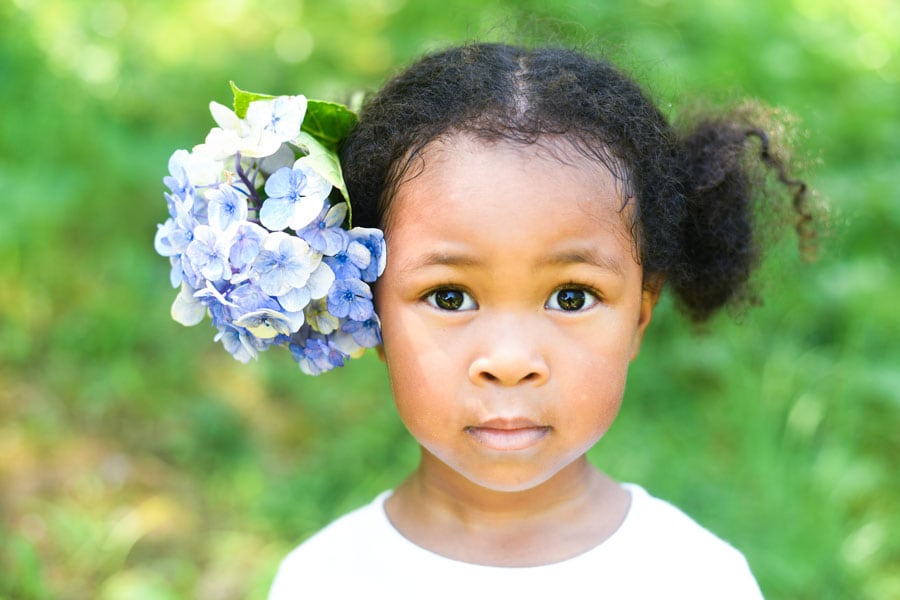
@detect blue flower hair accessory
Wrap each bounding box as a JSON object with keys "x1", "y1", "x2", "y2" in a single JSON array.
[{"x1": 154, "y1": 83, "x2": 385, "y2": 375}]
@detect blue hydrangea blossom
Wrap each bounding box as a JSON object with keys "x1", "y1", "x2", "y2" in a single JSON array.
[
  {"x1": 324, "y1": 238, "x2": 371, "y2": 281},
  {"x1": 229, "y1": 222, "x2": 268, "y2": 271},
  {"x1": 260, "y1": 164, "x2": 332, "y2": 231},
  {"x1": 185, "y1": 225, "x2": 232, "y2": 283},
  {"x1": 327, "y1": 278, "x2": 375, "y2": 322},
  {"x1": 296, "y1": 203, "x2": 349, "y2": 255},
  {"x1": 154, "y1": 92, "x2": 387, "y2": 374},
  {"x1": 290, "y1": 332, "x2": 348, "y2": 376},
  {"x1": 254, "y1": 232, "x2": 320, "y2": 297},
  {"x1": 349, "y1": 228, "x2": 387, "y2": 282},
  {"x1": 207, "y1": 184, "x2": 248, "y2": 232}
]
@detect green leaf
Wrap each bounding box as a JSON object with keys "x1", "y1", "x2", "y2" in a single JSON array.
[
  {"x1": 301, "y1": 100, "x2": 358, "y2": 151},
  {"x1": 229, "y1": 81, "x2": 274, "y2": 118},
  {"x1": 295, "y1": 131, "x2": 352, "y2": 224}
]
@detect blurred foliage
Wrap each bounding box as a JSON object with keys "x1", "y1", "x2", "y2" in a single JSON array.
[{"x1": 1, "y1": 0, "x2": 898, "y2": 598}]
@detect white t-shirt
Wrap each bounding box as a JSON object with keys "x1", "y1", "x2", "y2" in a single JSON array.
[{"x1": 268, "y1": 483, "x2": 764, "y2": 599}]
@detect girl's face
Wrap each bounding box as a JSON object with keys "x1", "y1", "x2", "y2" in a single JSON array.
[{"x1": 375, "y1": 135, "x2": 657, "y2": 494}]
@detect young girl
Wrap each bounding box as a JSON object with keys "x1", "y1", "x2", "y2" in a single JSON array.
[{"x1": 267, "y1": 43, "x2": 812, "y2": 599}]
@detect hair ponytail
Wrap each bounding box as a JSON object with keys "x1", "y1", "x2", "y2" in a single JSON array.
[{"x1": 666, "y1": 114, "x2": 814, "y2": 321}]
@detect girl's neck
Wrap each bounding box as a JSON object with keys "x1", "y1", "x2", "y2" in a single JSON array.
[
  {"x1": 384, "y1": 453, "x2": 630, "y2": 566},
  {"x1": 410, "y1": 453, "x2": 607, "y2": 517}
]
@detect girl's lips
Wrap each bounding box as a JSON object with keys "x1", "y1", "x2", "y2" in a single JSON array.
[{"x1": 464, "y1": 419, "x2": 551, "y2": 451}]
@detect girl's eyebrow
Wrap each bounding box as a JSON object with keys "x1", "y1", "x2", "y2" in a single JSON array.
[
  {"x1": 400, "y1": 249, "x2": 625, "y2": 276},
  {"x1": 400, "y1": 252, "x2": 480, "y2": 272},
  {"x1": 537, "y1": 249, "x2": 625, "y2": 276}
]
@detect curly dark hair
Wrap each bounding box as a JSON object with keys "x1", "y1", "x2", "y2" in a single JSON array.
[{"x1": 340, "y1": 43, "x2": 813, "y2": 321}]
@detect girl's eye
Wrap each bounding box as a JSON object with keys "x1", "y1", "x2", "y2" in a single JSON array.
[
  {"x1": 426, "y1": 288, "x2": 477, "y2": 311},
  {"x1": 546, "y1": 287, "x2": 599, "y2": 312}
]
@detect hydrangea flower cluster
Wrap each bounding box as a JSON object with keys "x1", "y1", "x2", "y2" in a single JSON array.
[{"x1": 154, "y1": 86, "x2": 385, "y2": 375}]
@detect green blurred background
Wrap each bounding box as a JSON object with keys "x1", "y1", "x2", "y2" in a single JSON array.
[{"x1": 1, "y1": 0, "x2": 898, "y2": 598}]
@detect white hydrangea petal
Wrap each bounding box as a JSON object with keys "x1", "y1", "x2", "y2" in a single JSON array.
[
  {"x1": 306, "y1": 262, "x2": 335, "y2": 300},
  {"x1": 246, "y1": 95, "x2": 307, "y2": 142},
  {"x1": 283, "y1": 309, "x2": 306, "y2": 333},
  {"x1": 209, "y1": 101, "x2": 243, "y2": 131},
  {"x1": 167, "y1": 149, "x2": 191, "y2": 181},
  {"x1": 171, "y1": 283, "x2": 206, "y2": 326},
  {"x1": 287, "y1": 194, "x2": 328, "y2": 231},
  {"x1": 260, "y1": 197, "x2": 293, "y2": 231},
  {"x1": 290, "y1": 237, "x2": 318, "y2": 269},
  {"x1": 347, "y1": 241, "x2": 372, "y2": 268},
  {"x1": 169, "y1": 257, "x2": 184, "y2": 288},
  {"x1": 195, "y1": 127, "x2": 239, "y2": 161},
  {"x1": 278, "y1": 286, "x2": 312, "y2": 312},
  {"x1": 323, "y1": 202, "x2": 348, "y2": 227},
  {"x1": 185, "y1": 150, "x2": 225, "y2": 186},
  {"x1": 259, "y1": 144, "x2": 297, "y2": 175},
  {"x1": 377, "y1": 244, "x2": 386, "y2": 276},
  {"x1": 239, "y1": 128, "x2": 282, "y2": 158},
  {"x1": 262, "y1": 231, "x2": 291, "y2": 251},
  {"x1": 245, "y1": 100, "x2": 276, "y2": 129}
]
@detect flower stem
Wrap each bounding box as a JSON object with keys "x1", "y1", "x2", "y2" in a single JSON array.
[{"x1": 234, "y1": 153, "x2": 261, "y2": 208}]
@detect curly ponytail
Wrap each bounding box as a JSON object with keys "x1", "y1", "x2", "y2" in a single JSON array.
[{"x1": 663, "y1": 115, "x2": 813, "y2": 321}]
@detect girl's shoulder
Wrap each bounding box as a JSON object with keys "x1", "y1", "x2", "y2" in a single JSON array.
[
  {"x1": 617, "y1": 483, "x2": 741, "y2": 548},
  {"x1": 267, "y1": 486, "x2": 764, "y2": 599},
  {"x1": 612, "y1": 483, "x2": 755, "y2": 567},
  {"x1": 267, "y1": 490, "x2": 403, "y2": 598},
  {"x1": 275, "y1": 490, "x2": 395, "y2": 564}
]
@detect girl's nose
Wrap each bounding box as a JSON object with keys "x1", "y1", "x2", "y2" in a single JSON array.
[{"x1": 467, "y1": 316, "x2": 550, "y2": 387}]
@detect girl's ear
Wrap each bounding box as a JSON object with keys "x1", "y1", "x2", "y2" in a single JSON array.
[{"x1": 630, "y1": 275, "x2": 664, "y2": 361}]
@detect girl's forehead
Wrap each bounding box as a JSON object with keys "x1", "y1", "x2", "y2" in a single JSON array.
[
  {"x1": 383, "y1": 133, "x2": 635, "y2": 233},
  {"x1": 379, "y1": 135, "x2": 641, "y2": 271},
  {"x1": 378, "y1": 134, "x2": 646, "y2": 288}
]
